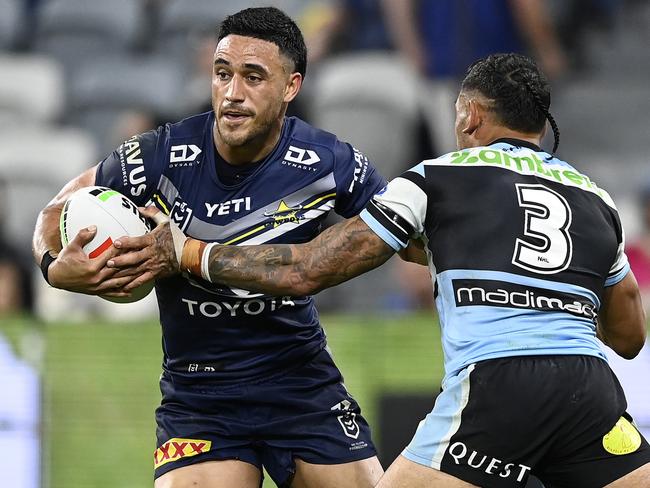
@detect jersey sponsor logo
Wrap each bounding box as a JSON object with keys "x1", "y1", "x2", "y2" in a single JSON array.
[
  {"x1": 452, "y1": 279, "x2": 597, "y2": 321},
  {"x1": 447, "y1": 442, "x2": 531, "y2": 482},
  {"x1": 181, "y1": 296, "x2": 296, "y2": 318},
  {"x1": 602, "y1": 416, "x2": 642, "y2": 455},
  {"x1": 153, "y1": 438, "x2": 211, "y2": 468},
  {"x1": 205, "y1": 197, "x2": 251, "y2": 217},
  {"x1": 281, "y1": 145, "x2": 320, "y2": 172},
  {"x1": 348, "y1": 147, "x2": 369, "y2": 193},
  {"x1": 435, "y1": 147, "x2": 614, "y2": 206},
  {"x1": 169, "y1": 144, "x2": 202, "y2": 167},
  {"x1": 119, "y1": 191, "x2": 151, "y2": 230},
  {"x1": 119, "y1": 136, "x2": 147, "y2": 197},
  {"x1": 331, "y1": 399, "x2": 360, "y2": 439}
]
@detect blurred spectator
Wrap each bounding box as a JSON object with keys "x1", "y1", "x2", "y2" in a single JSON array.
[
  {"x1": 626, "y1": 184, "x2": 650, "y2": 309},
  {"x1": 386, "y1": 259, "x2": 435, "y2": 312},
  {"x1": 551, "y1": 0, "x2": 625, "y2": 72},
  {"x1": 604, "y1": 341, "x2": 650, "y2": 440},
  {"x1": 383, "y1": 0, "x2": 568, "y2": 154},
  {"x1": 0, "y1": 178, "x2": 33, "y2": 314},
  {"x1": 374, "y1": 0, "x2": 569, "y2": 311},
  {"x1": 305, "y1": 0, "x2": 394, "y2": 64},
  {"x1": 178, "y1": 30, "x2": 216, "y2": 116},
  {"x1": 107, "y1": 109, "x2": 170, "y2": 153}
]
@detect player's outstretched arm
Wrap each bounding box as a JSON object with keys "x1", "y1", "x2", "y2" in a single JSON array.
[
  {"x1": 197, "y1": 215, "x2": 396, "y2": 296},
  {"x1": 598, "y1": 270, "x2": 647, "y2": 359},
  {"x1": 112, "y1": 208, "x2": 396, "y2": 297}
]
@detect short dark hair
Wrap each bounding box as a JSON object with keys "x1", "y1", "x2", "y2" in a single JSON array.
[
  {"x1": 461, "y1": 53, "x2": 560, "y2": 153},
  {"x1": 218, "y1": 7, "x2": 307, "y2": 79}
]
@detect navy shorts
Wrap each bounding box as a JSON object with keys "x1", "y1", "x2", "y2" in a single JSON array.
[
  {"x1": 153, "y1": 349, "x2": 376, "y2": 486},
  {"x1": 403, "y1": 355, "x2": 650, "y2": 488}
]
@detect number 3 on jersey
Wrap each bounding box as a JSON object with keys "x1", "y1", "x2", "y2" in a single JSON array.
[{"x1": 512, "y1": 184, "x2": 573, "y2": 274}]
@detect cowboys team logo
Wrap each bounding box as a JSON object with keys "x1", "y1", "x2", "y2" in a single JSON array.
[
  {"x1": 263, "y1": 200, "x2": 303, "y2": 227},
  {"x1": 331, "y1": 399, "x2": 360, "y2": 439}
]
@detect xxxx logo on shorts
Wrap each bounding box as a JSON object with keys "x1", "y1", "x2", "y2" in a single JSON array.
[
  {"x1": 154, "y1": 438, "x2": 212, "y2": 468},
  {"x1": 602, "y1": 417, "x2": 641, "y2": 455}
]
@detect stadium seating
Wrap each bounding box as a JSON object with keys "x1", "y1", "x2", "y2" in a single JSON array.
[
  {"x1": 69, "y1": 55, "x2": 183, "y2": 114},
  {"x1": 310, "y1": 52, "x2": 420, "y2": 179},
  {"x1": 0, "y1": 55, "x2": 65, "y2": 126},
  {"x1": 0, "y1": 0, "x2": 22, "y2": 49},
  {"x1": 157, "y1": 0, "x2": 244, "y2": 58},
  {"x1": 66, "y1": 55, "x2": 185, "y2": 154},
  {"x1": 0, "y1": 124, "x2": 96, "y2": 248},
  {"x1": 551, "y1": 80, "x2": 650, "y2": 197},
  {"x1": 33, "y1": 0, "x2": 144, "y2": 69},
  {"x1": 309, "y1": 53, "x2": 422, "y2": 312}
]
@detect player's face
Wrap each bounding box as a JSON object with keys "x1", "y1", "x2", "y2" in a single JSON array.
[{"x1": 212, "y1": 35, "x2": 301, "y2": 149}]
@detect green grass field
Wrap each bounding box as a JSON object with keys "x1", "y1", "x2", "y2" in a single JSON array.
[{"x1": 1, "y1": 313, "x2": 443, "y2": 488}]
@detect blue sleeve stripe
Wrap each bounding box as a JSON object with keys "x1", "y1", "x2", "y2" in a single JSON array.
[
  {"x1": 410, "y1": 162, "x2": 426, "y2": 177},
  {"x1": 360, "y1": 209, "x2": 407, "y2": 251},
  {"x1": 605, "y1": 262, "x2": 630, "y2": 287}
]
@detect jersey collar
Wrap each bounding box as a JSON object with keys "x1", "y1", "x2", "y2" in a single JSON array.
[{"x1": 489, "y1": 138, "x2": 542, "y2": 152}]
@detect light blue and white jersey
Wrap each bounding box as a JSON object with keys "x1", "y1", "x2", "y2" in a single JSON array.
[{"x1": 361, "y1": 139, "x2": 629, "y2": 381}]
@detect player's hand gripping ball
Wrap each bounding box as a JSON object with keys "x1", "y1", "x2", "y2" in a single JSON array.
[{"x1": 60, "y1": 186, "x2": 154, "y2": 303}]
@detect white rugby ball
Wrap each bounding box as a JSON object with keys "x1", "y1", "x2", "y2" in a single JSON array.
[{"x1": 60, "y1": 186, "x2": 154, "y2": 303}]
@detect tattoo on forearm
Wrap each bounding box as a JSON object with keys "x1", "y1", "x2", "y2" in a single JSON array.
[
  {"x1": 153, "y1": 225, "x2": 179, "y2": 277},
  {"x1": 206, "y1": 216, "x2": 395, "y2": 295}
]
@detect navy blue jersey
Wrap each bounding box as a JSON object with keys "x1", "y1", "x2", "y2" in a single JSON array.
[{"x1": 96, "y1": 112, "x2": 386, "y2": 382}]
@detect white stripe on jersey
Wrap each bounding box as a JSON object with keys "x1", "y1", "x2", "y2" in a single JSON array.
[
  {"x1": 373, "y1": 176, "x2": 427, "y2": 236},
  {"x1": 243, "y1": 200, "x2": 336, "y2": 245}
]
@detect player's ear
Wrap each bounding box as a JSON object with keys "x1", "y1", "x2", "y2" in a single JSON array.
[
  {"x1": 462, "y1": 98, "x2": 482, "y2": 135},
  {"x1": 283, "y1": 72, "x2": 302, "y2": 103}
]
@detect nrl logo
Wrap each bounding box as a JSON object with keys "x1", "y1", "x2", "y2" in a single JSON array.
[{"x1": 331, "y1": 399, "x2": 360, "y2": 439}]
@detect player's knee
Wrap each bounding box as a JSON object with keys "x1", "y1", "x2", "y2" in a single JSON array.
[{"x1": 605, "y1": 461, "x2": 650, "y2": 486}]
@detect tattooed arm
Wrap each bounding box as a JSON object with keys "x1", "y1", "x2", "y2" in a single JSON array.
[
  {"x1": 187, "y1": 215, "x2": 396, "y2": 296},
  {"x1": 108, "y1": 209, "x2": 396, "y2": 297}
]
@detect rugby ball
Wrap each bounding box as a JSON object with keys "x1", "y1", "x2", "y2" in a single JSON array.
[{"x1": 60, "y1": 186, "x2": 154, "y2": 303}]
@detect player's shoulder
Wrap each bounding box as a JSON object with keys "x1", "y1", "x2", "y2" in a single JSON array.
[
  {"x1": 165, "y1": 110, "x2": 213, "y2": 140},
  {"x1": 285, "y1": 116, "x2": 338, "y2": 148},
  {"x1": 270, "y1": 116, "x2": 351, "y2": 174},
  {"x1": 284, "y1": 116, "x2": 355, "y2": 159},
  {"x1": 119, "y1": 112, "x2": 212, "y2": 153}
]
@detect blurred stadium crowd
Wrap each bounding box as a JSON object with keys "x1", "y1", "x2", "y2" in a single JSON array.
[
  {"x1": 0, "y1": 0, "x2": 649, "y2": 319},
  {"x1": 1, "y1": 2, "x2": 649, "y2": 487}
]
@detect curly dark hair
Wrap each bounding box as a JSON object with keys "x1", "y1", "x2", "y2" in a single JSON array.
[
  {"x1": 461, "y1": 53, "x2": 560, "y2": 153},
  {"x1": 218, "y1": 7, "x2": 307, "y2": 79}
]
